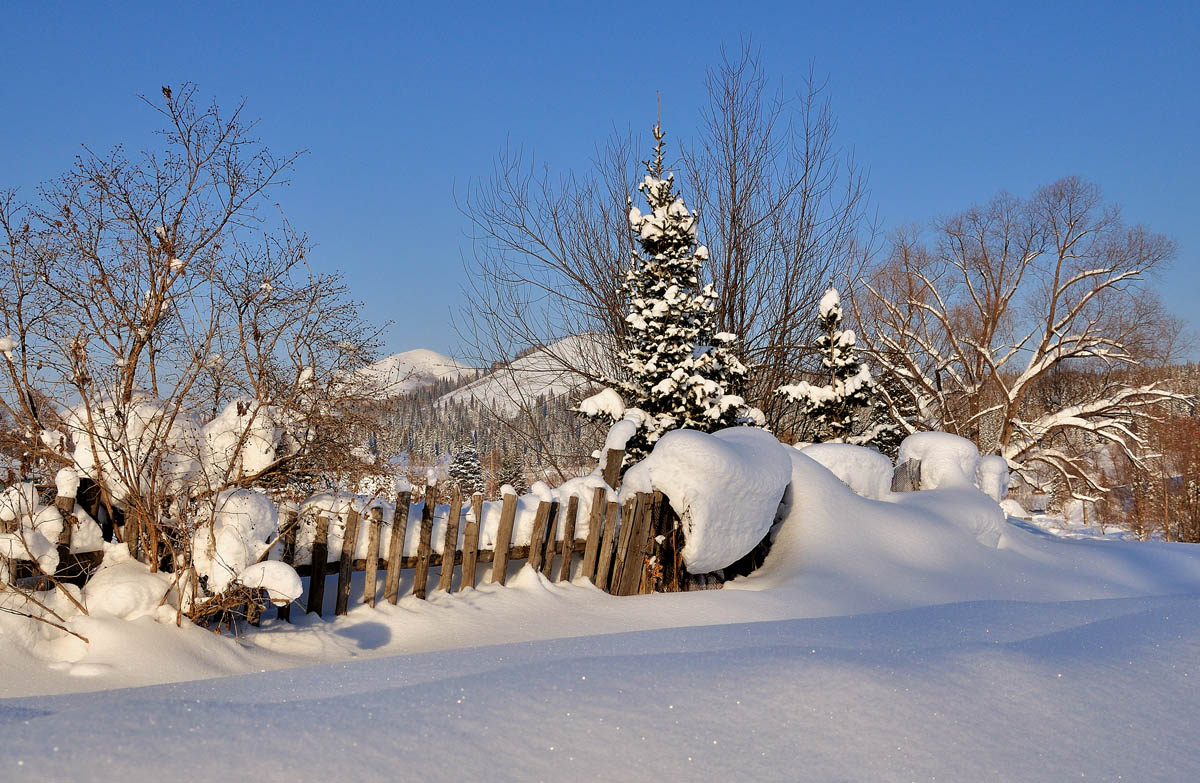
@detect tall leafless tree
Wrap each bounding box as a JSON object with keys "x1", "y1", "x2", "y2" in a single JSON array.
[
  {"x1": 457, "y1": 44, "x2": 875, "y2": 467},
  {"x1": 853, "y1": 176, "x2": 1188, "y2": 500}
]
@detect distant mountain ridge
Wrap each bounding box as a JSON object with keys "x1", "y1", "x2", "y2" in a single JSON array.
[{"x1": 353, "y1": 349, "x2": 472, "y2": 397}]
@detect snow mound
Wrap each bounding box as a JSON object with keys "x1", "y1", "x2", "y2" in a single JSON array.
[
  {"x1": 800, "y1": 442, "x2": 893, "y2": 500},
  {"x1": 192, "y1": 490, "x2": 279, "y2": 593},
  {"x1": 898, "y1": 431, "x2": 979, "y2": 489},
  {"x1": 237, "y1": 561, "x2": 302, "y2": 606},
  {"x1": 975, "y1": 455, "x2": 1010, "y2": 502},
  {"x1": 83, "y1": 546, "x2": 176, "y2": 620},
  {"x1": 623, "y1": 427, "x2": 792, "y2": 573}
]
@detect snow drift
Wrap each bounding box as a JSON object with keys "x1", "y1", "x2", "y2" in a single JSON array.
[{"x1": 622, "y1": 427, "x2": 792, "y2": 573}]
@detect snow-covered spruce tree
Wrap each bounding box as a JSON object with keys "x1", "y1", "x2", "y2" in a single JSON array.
[
  {"x1": 583, "y1": 122, "x2": 760, "y2": 463},
  {"x1": 448, "y1": 441, "x2": 485, "y2": 496},
  {"x1": 776, "y1": 287, "x2": 901, "y2": 452}
]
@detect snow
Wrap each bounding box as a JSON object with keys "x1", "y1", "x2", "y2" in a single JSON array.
[
  {"x1": 818, "y1": 286, "x2": 841, "y2": 318},
  {"x1": 82, "y1": 546, "x2": 177, "y2": 621},
  {"x1": 0, "y1": 334, "x2": 16, "y2": 359},
  {"x1": 800, "y1": 442, "x2": 893, "y2": 500},
  {"x1": 351, "y1": 348, "x2": 469, "y2": 398},
  {"x1": 54, "y1": 467, "x2": 79, "y2": 499},
  {"x1": 4, "y1": 430, "x2": 1200, "y2": 780},
  {"x1": 897, "y1": 430, "x2": 980, "y2": 489},
  {"x1": 975, "y1": 454, "x2": 1010, "y2": 501},
  {"x1": 622, "y1": 427, "x2": 792, "y2": 572},
  {"x1": 191, "y1": 489, "x2": 280, "y2": 594},
  {"x1": 236, "y1": 561, "x2": 303, "y2": 605},
  {"x1": 577, "y1": 387, "x2": 625, "y2": 420}
]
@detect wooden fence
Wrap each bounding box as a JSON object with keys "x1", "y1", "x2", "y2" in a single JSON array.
[{"x1": 273, "y1": 481, "x2": 681, "y2": 621}]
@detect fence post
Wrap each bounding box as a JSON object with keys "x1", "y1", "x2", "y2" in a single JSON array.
[
  {"x1": 594, "y1": 501, "x2": 621, "y2": 591},
  {"x1": 438, "y1": 486, "x2": 464, "y2": 593},
  {"x1": 412, "y1": 483, "x2": 437, "y2": 599},
  {"x1": 335, "y1": 507, "x2": 361, "y2": 616},
  {"x1": 384, "y1": 490, "x2": 411, "y2": 604},
  {"x1": 527, "y1": 501, "x2": 552, "y2": 574},
  {"x1": 362, "y1": 506, "x2": 383, "y2": 607},
  {"x1": 602, "y1": 448, "x2": 625, "y2": 489},
  {"x1": 306, "y1": 514, "x2": 329, "y2": 616},
  {"x1": 615, "y1": 493, "x2": 655, "y2": 596},
  {"x1": 491, "y1": 492, "x2": 517, "y2": 585},
  {"x1": 557, "y1": 495, "x2": 579, "y2": 582},
  {"x1": 580, "y1": 486, "x2": 607, "y2": 582},
  {"x1": 462, "y1": 493, "x2": 483, "y2": 589}
]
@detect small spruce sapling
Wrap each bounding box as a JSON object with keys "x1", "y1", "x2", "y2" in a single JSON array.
[{"x1": 776, "y1": 287, "x2": 901, "y2": 452}]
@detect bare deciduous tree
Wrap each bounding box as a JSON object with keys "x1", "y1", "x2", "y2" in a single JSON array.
[
  {"x1": 853, "y1": 176, "x2": 1188, "y2": 500},
  {"x1": 0, "y1": 85, "x2": 382, "y2": 597},
  {"x1": 457, "y1": 45, "x2": 874, "y2": 467}
]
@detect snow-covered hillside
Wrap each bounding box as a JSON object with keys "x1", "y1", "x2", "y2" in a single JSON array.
[
  {"x1": 352, "y1": 348, "x2": 471, "y2": 397},
  {"x1": 438, "y1": 335, "x2": 600, "y2": 415}
]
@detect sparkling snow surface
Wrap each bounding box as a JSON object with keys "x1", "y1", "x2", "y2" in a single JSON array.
[{"x1": 2, "y1": 444, "x2": 1199, "y2": 781}]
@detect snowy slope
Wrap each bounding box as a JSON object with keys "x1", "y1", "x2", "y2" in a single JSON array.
[
  {"x1": 352, "y1": 348, "x2": 470, "y2": 397},
  {"x1": 438, "y1": 335, "x2": 599, "y2": 415}
]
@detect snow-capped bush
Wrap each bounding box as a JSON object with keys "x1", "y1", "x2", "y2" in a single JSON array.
[{"x1": 191, "y1": 489, "x2": 282, "y2": 594}]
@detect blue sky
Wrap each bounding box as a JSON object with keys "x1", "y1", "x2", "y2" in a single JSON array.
[{"x1": 3, "y1": 1, "x2": 1197, "y2": 359}]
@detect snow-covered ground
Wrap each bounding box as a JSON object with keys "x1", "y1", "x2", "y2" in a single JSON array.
[{"x1": 2, "y1": 449, "x2": 1199, "y2": 780}]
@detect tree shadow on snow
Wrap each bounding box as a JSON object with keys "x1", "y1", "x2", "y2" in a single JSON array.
[{"x1": 334, "y1": 622, "x2": 393, "y2": 650}]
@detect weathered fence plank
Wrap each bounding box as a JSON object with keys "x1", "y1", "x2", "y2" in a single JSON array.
[
  {"x1": 610, "y1": 496, "x2": 638, "y2": 594},
  {"x1": 527, "y1": 501, "x2": 552, "y2": 574},
  {"x1": 438, "y1": 487, "x2": 464, "y2": 593},
  {"x1": 557, "y1": 496, "x2": 578, "y2": 582},
  {"x1": 462, "y1": 493, "x2": 482, "y2": 589},
  {"x1": 540, "y1": 501, "x2": 560, "y2": 578},
  {"x1": 491, "y1": 493, "x2": 518, "y2": 585},
  {"x1": 412, "y1": 485, "x2": 437, "y2": 599},
  {"x1": 362, "y1": 507, "x2": 383, "y2": 607},
  {"x1": 594, "y1": 501, "x2": 621, "y2": 591},
  {"x1": 615, "y1": 493, "x2": 655, "y2": 596},
  {"x1": 602, "y1": 448, "x2": 624, "y2": 489},
  {"x1": 306, "y1": 514, "x2": 330, "y2": 615},
  {"x1": 581, "y1": 486, "x2": 606, "y2": 581},
  {"x1": 277, "y1": 511, "x2": 297, "y2": 622},
  {"x1": 335, "y1": 508, "x2": 361, "y2": 616},
  {"x1": 383, "y1": 490, "x2": 411, "y2": 605}
]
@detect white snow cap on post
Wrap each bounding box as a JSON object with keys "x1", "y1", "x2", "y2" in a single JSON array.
[
  {"x1": 622, "y1": 427, "x2": 792, "y2": 573},
  {"x1": 897, "y1": 432, "x2": 981, "y2": 490}
]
